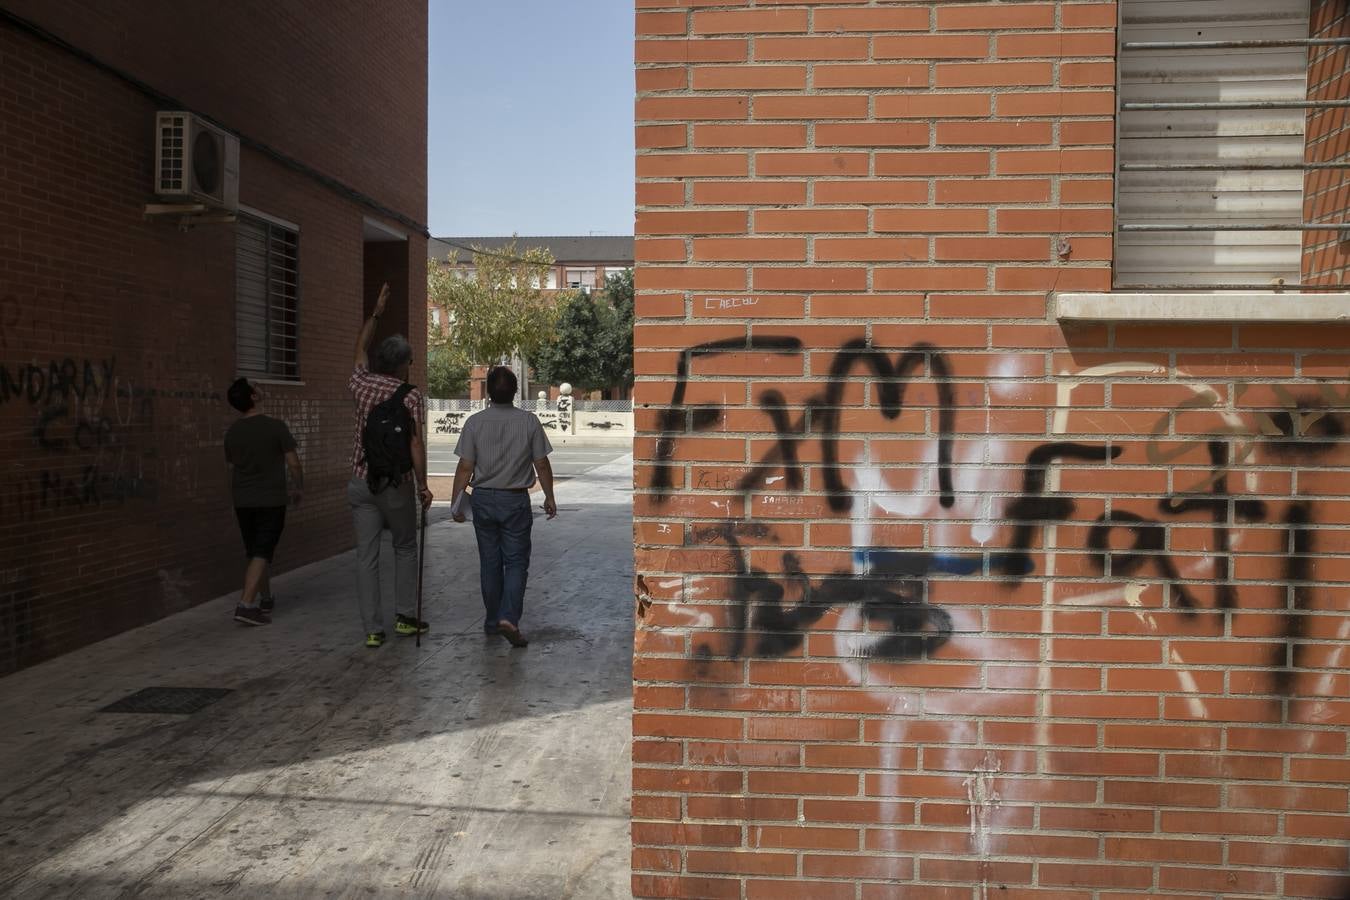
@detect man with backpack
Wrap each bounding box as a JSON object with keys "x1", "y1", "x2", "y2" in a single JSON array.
[{"x1": 348, "y1": 283, "x2": 432, "y2": 648}]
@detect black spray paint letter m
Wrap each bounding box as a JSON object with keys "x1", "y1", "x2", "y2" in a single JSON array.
[
  {"x1": 651, "y1": 335, "x2": 955, "y2": 511},
  {"x1": 813, "y1": 338, "x2": 955, "y2": 511}
]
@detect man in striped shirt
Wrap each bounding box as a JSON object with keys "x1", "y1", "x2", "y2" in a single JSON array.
[{"x1": 449, "y1": 366, "x2": 557, "y2": 647}]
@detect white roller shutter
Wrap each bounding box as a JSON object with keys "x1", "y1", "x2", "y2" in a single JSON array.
[
  {"x1": 1115, "y1": 0, "x2": 1312, "y2": 289},
  {"x1": 235, "y1": 217, "x2": 270, "y2": 375}
]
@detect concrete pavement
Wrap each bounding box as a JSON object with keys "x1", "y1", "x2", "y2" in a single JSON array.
[
  {"x1": 0, "y1": 456, "x2": 636, "y2": 899},
  {"x1": 424, "y1": 446, "x2": 630, "y2": 528},
  {"x1": 427, "y1": 444, "x2": 630, "y2": 478}
]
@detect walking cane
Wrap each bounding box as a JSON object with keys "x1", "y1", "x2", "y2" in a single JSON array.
[{"x1": 416, "y1": 477, "x2": 426, "y2": 648}]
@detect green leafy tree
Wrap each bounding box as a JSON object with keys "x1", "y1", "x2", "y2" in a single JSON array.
[
  {"x1": 427, "y1": 239, "x2": 560, "y2": 367},
  {"x1": 533, "y1": 268, "x2": 634, "y2": 395},
  {"x1": 599, "y1": 268, "x2": 634, "y2": 389},
  {"x1": 532, "y1": 290, "x2": 612, "y2": 394},
  {"x1": 425, "y1": 344, "x2": 471, "y2": 398}
]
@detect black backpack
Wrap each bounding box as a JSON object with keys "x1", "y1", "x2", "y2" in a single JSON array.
[{"x1": 362, "y1": 383, "x2": 416, "y2": 493}]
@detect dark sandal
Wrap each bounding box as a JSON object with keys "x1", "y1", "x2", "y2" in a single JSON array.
[{"x1": 498, "y1": 622, "x2": 529, "y2": 648}]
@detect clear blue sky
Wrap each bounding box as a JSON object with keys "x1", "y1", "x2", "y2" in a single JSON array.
[{"x1": 427, "y1": 0, "x2": 635, "y2": 238}]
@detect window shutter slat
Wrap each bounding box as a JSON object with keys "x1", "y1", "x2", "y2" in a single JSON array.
[{"x1": 235, "y1": 214, "x2": 301, "y2": 379}]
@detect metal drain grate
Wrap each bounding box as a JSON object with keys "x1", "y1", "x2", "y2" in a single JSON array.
[{"x1": 100, "y1": 687, "x2": 233, "y2": 715}]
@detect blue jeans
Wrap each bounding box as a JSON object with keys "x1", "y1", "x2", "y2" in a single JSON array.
[{"x1": 470, "y1": 488, "x2": 533, "y2": 629}]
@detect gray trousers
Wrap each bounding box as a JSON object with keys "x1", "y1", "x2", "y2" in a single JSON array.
[{"x1": 347, "y1": 476, "x2": 418, "y2": 635}]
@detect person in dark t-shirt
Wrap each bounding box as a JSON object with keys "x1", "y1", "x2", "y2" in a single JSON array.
[{"x1": 224, "y1": 377, "x2": 303, "y2": 626}]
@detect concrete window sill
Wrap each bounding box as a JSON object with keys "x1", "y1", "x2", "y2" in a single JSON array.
[
  {"x1": 1055, "y1": 292, "x2": 1350, "y2": 324},
  {"x1": 239, "y1": 378, "x2": 307, "y2": 387}
]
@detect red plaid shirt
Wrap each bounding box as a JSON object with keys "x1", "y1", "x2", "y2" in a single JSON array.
[{"x1": 349, "y1": 365, "x2": 423, "y2": 480}]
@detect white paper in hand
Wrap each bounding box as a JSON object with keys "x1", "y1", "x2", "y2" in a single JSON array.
[{"x1": 450, "y1": 490, "x2": 471, "y2": 521}]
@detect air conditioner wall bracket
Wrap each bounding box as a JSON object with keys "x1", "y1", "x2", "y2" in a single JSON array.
[{"x1": 144, "y1": 203, "x2": 237, "y2": 230}]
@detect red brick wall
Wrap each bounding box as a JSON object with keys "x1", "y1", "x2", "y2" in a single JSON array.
[
  {"x1": 0, "y1": 2, "x2": 427, "y2": 673},
  {"x1": 1, "y1": 0, "x2": 428, "y2": 223},
  {"x1": 1304, "y1": 0, "x2": 1350, "y2": 286},
  {"x1": 632, "y1": 3, "x2": 1350, "y2": 898}
]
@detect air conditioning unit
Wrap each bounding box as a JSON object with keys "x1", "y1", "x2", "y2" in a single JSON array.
[{"x1": 154, "y1": 111, "x2": 239, "y2": 211}]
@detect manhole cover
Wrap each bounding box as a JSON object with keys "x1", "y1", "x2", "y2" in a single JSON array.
[{"x1": 100, "y1": 687, "x2": 233, "y2": 715}]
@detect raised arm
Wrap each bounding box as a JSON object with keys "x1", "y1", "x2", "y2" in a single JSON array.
[{"x1": 354, "y1": 282, "x2": 390, "y2": 368}]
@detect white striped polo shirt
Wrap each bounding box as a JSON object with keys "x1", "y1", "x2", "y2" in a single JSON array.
[{"x1": 454, "y1": 403, "x2": 553, "y2": 489}]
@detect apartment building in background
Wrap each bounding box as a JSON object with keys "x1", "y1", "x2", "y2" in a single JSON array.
[
  {"x1": 0, "y1": 1, "x2": 428, "y2": 674},
  {"x1": 427, "y1": 235, "x2": 634, "y2": 399},
  {"x1": 633, "y1": 1, "x2": 1350, "y2": 897}
]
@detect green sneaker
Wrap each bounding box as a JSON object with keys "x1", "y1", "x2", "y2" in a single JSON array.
[
  {"x1": 395, "y1": 614, "x2": 429, "y2": 636},
  {"x1": 365, "y1": 631, "x2": 386, "y2": 648}
]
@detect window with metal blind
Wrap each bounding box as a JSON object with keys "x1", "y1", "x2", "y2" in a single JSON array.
[
  {"x1": 235, "y1": 214, "x2": 300, "y2": 380},
  {"x1": 1115, "y1": 0, "x2": 1348, "y2": 290},
  {"x1": 565, "y1": 267, "x2": 597, "y2": 290}
]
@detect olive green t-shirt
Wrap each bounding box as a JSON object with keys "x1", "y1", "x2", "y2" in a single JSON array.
[{"x1": 224, "y1": 415, "x2": 297, "y2": 508}]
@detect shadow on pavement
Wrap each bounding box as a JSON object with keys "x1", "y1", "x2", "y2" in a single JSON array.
[{"x1": 0, "y1": 459, "x2": 636, "y2": 899}]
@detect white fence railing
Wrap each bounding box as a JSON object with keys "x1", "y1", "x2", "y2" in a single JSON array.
[
  {"x1": 426, "y1": 398, "x2": 632, "y2": 413},
  {"x1": 426, "y1": 397, "x2": 634, "y2": 439},
  {"x1": 427, "y1": 399, "x2": 487, "y2": 413},
  {"x1": 573, "y1": 399, "x2": 633, "y2": 412}
]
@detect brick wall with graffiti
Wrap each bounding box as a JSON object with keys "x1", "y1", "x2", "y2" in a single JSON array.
[
  {"x1": 632, "y1": 2, "x2": 1350, "y2": 898},
  {"x1": 0, "y1": 3, "x2": 427, "y2": 674}
]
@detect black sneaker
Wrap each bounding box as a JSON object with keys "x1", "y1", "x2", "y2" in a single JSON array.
[
  {"x1": 395, "y1": 613, "x2": 429, "y2": 636},
  {"x1": 234, "y1": 605, "x2": 269, "y2": 626},
  {"x1": 259, "y1": 595, "x2": 275, "y2": 614}
]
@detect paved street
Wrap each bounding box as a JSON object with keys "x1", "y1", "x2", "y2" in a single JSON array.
[
  {"x1": 424, "y1": 445, "x2": 630, "y2": 527},
  {"x1": 0, "y1": 457, "x2": 635, "y2": 899},
  {"x1": 428, "y1": 443, "x2": 630, "y2": 478}
]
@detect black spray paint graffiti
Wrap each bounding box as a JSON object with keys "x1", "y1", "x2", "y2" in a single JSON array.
[
  {"x1": 36, "y1": 463, "x2": 159, "y2": 510},
  {"x1": 537, "y1": 410, "x2": 568, "y2": 434},
  {"x1": 648, "y1": 336, "x2": 1345, "y2": 700},
  {"x1": 0, "y1": 358, "x2": 115, "y2": 408},
  {"x1": 654, "y1": 336, "x2": 956, "y2": 663},
  {"x1": 0, "y1": 352, "x2": 220, "y2": 524},
  {"x1": 656, "y1": 336, "x2": 957, "y2": 509},
  {"x1": 1, "y1": 454, "x2": 161, "y2": 525},
  {"x1": 434, "y1": 411, "x2": 466, "y2": 434},
  {"x1": 693, "y1": 520, "x2": 953, "y2": 663},
  {"x1": 1263, "y1": 404, "x2": 1342, "y2": 692}
]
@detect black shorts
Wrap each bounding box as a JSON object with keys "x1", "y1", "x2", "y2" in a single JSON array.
[{"x1": 235, "y1": 506, "x2": 287, "y2": 562}]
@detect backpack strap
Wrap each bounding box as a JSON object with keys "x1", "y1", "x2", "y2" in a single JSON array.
[{"x1": 391, "y1": 382, "x2": 416, "y2": 405}]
